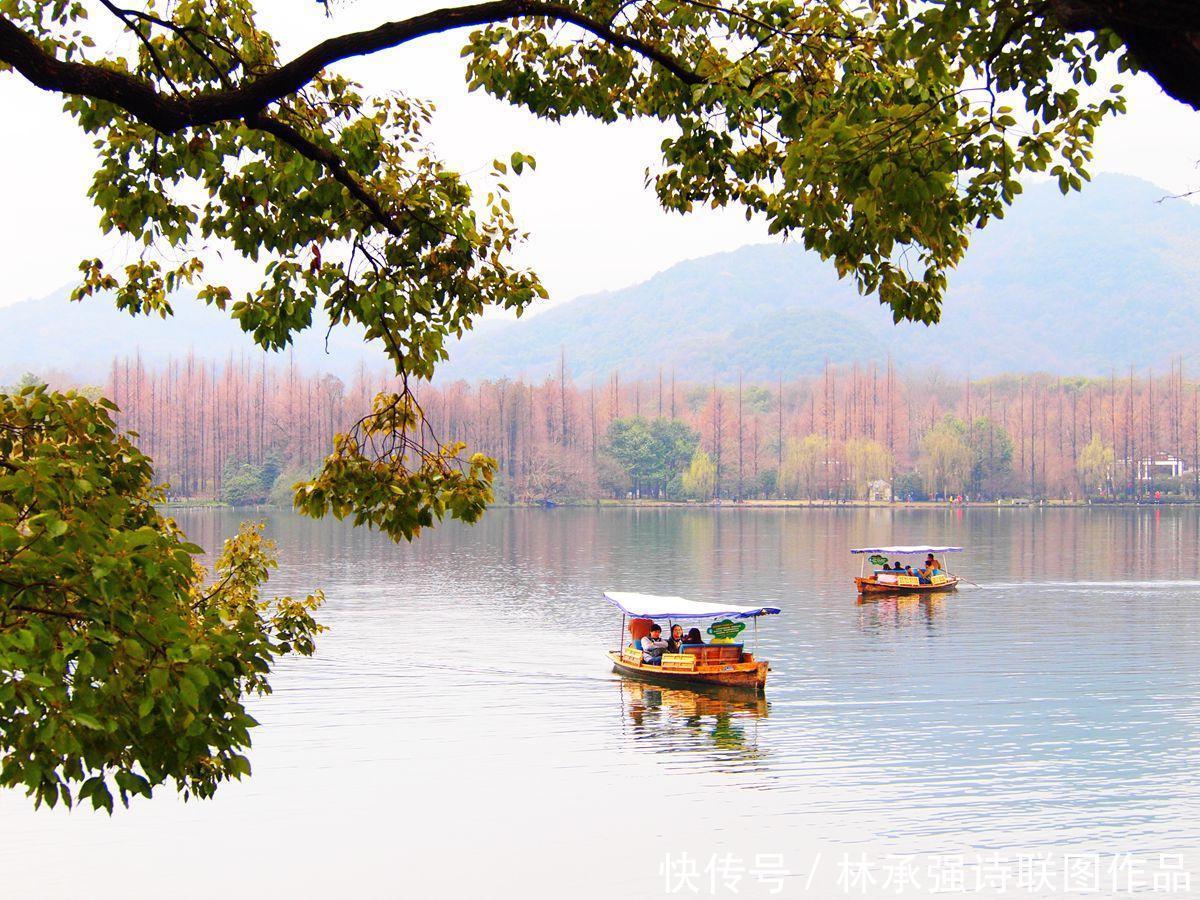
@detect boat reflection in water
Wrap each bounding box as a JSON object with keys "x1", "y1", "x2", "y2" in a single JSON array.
[
  {"x1": 616, "y1": 679, "x2": 769, "y2": 760},
  {"x1": 856, "y1": 591, "x2": 949, "y2": 631}
]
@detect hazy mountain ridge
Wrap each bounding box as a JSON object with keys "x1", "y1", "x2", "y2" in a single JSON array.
[
  {"x1": 436, "y1": 175, "x2": 1200, "y2": 381},
  {"x1": 0, "y1": 286, "x2": 381, "y2": 383},
  {"x1": 2, "y1": 175, "x2": 1198, "y2": 383}
]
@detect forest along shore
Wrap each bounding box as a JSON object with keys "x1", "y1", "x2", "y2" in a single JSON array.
[{"x1": 32, "y1": 354, "x2": 1198, "y2": 507}]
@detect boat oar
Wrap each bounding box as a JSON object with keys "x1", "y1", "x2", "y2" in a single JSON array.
[{"x1": 956, "y1": 576, "x2": 982, "y2": 588}]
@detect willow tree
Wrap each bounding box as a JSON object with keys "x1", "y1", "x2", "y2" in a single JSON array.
[
  {"x1": 779, "y1": 434, "x2": 830, "y2": 499},
  {"x1": 1077, "y1": 433, "x2": 1115, "y2": 495},
  {"x1": 681, "y1": 449, "x2": 717, "y2": 501},
  {"x1": 0, "y1": 0, "x2": 1191, "y2": 807},
  {"x1": 843, "y1": 438, "x2": 893, "y2": 499},
  {"x1": 919, "y1": 416, "x2": 972, "y2": 497}
]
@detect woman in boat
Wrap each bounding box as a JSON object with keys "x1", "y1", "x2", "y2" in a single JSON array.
[
  {"x1": 684, "y1": 627, "x2": 704, "y2": 645},
  {"x1": 666, "y1": 624, "x2": 684, "y2": 653}
]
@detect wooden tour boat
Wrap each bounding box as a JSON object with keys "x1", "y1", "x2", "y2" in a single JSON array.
[
  {"x1": 604, "y1": 591, "x2": 780, "y2": 693},
  {"x1": 852, "y1": 545, "x2": 964, "y2": 596}
]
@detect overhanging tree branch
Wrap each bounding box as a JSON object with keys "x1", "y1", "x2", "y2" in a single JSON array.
[
  {"x1": 0, "y1": 0, "x2": 700, "y2": 135},
  {"x1": 1047, "y1": 0, "x2": 1200, "y2": 109}
]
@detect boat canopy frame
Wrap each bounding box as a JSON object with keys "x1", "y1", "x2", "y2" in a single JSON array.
[
  {"x1": 851, "y1": 546, "x2": 964, "y2": 578},
  {"x1": 849, "y1": 546, "x2": 964, "y2": 555},
  {"x1": 603, "y1": 591, "x2": 781, "y2": 620},
  {"x1": 605, "y1": 592, "x2": 779, "y2": 685}
]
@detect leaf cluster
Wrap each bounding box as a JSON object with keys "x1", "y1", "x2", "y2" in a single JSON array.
[
  {"x1": 293, "y1": 391, "x2": 496, "y2": 541},
  {"x1": 602, "y1": 416, "x2": 700, "y2": 492},
  {"x1": 0, "y1": 386, "x2": 324, "y2": 811},
  {"x1": 464, "y1": 0, "x2": 1127, "y2": 322}
]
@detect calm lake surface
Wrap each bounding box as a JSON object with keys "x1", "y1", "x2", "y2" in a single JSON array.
[{"x1": 3, "y1": 506, "x2": 1200, "y2": 898}]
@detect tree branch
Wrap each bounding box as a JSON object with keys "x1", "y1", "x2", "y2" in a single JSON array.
[
  {"x1": 0, "y1": 1, "x2": 700, "y2": 134},
  {"x1": 246, "y1": 113, "x2": 406, "y2": 238},
  {"x1": 96, "y1": 0, "x2": 183, "y2": 97},
  {"x1": 1048, "y1": 0, "x2": 1200, "y2": 110}
]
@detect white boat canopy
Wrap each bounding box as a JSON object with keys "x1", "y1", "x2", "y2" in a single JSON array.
[
  {"x1": 849, "y1": 546, "x2": 964, "y2": 555},
  {"x1": 603, "y1": 591, "x2": 781, "y2": 620}
]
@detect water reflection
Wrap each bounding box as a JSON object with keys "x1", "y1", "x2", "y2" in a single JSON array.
[
  {"x1": 617, "y1": 680, "x2": 769, "y2": 760},
  {"x1": 856, "y1": 593, "x2": 950, "y2": 631},
  {"x1": 4, "y1": 506, "x2": 1200, "y2": 899}
]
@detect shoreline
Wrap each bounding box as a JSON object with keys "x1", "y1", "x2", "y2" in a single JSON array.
[
  {"x1": 158, "y1": 497, "x2": 1200, "y2": 511},
  {"x1": 597, "y1": 498, "x2": 1200, "y2": 509}
]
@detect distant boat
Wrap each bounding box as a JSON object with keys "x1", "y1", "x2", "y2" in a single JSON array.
[
  {"x1": 851, "y1": 545, "x2": 964, "y2": 596},
  {"x1": 602, "y1": 591, "x2": 781, "y2": 692}
]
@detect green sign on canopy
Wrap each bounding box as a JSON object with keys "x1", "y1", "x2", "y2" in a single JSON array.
[
  {"x1": 707, "y1": 619, "x2": 746, "y2": 643},
  {"x1": 868, "y1": 554, "x2": 889, "y2": 566}
]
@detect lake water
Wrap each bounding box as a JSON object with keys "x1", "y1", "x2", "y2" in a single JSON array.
[{"x1": 3, "y1": 506, "x2": 1200, "y2": 899}]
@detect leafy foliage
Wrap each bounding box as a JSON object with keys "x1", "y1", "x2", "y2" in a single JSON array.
[
  {"x1": 220, "y1": 452, "x2": 281, "y2": 505},
  {"x1": 1077, "y1": 434, "x2": 1115, "y2": 494},
  {"x1": 267, "y1": 464, "x2": 317, "y2": 507},
  {"x1": 843, "y1": 438, "x2": 894, "y2": 498},
  {"x1": 293, "y1": 392, "x2": 496, "y2": 541},
  {"x1": 0, "y1": 386, "x2": 323, "y2": 811},
  {"x1": 221, "y1": 466, "x2": 268, "y2": 505},
  {"x1": 779, "y1": 434, "x2": 831, "y2": 498},
  {"x1": 0, "y1": 0, "x2": 1135, "y2": 532},
  {"x1": 465, "y1": 0, "x2": 1127, "y2": 321},
  {"x1": 918, "y1": 415, "x2": 973, "y2": 497},
  {"x1": 2, "y1": 373, "x2": 46, "y2": 394},
  {"x1": 892, "y1": 471, "x2": 926, "y2": 501},
  {"x1": 681, "y1": 449, "x2": 717, "y2": 501},
  {"x1": 965, "y1": 417, "x2": 1014, "y2": 498},
  {"x1": 602, "y1": 417, "x2": 699, "y2": 497}
]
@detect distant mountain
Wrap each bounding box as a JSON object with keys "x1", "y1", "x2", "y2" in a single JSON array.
[
  {"x1": 2, "y1": 174, "x2": 1198, "y2": 383},
  {"x1": 0, "y1": 285, "x2": 381, "y2": 383},
  {"x1": 436, "y1": 174, "x2": 1200, "y2": 381}
]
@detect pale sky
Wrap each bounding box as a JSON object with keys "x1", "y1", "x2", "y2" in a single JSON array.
[{"x1": 1, "y1": 1, "x2": 1198, "y2": 311}]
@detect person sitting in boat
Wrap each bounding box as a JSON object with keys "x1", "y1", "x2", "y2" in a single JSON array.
[
  {"x1": 640, "y1": 623, "x2": 669, "y2": 665},
  {"x1": 683, "y1": 627, "x2": 704, "y2": 645},
  {"x1": 666, "y1": 624, "x2": 684, "y2": 653},
  {"x1": 923, "y1": 553, "x2": 942, "y2": 574}
]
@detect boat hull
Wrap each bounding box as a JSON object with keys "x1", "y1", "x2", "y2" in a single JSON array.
[
  {"x1": 608, "y1": 651, "x2": 768, "y2": 690},
  {"x1": 855, "y1": 575, "x2": 959, "y2": 595}
]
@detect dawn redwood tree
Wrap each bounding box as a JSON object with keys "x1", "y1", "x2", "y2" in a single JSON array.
[{"x1": 1, "y1": 0, "x2": 1197, "y2": 809}]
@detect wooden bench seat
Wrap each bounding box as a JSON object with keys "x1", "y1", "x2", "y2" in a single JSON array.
[
  {"x1": 682, "y1": 644, "x2": 743, "y2": 664},
  {"x1": 660, "y1": 653, "x2": 697, "y2": 672}
]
